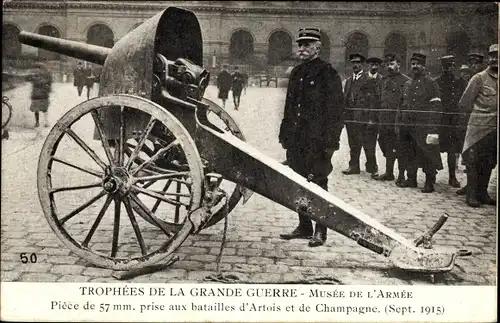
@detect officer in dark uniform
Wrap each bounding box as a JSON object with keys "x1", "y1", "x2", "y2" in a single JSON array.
[
  {"x1": 374, "y1": 53, "x2": 410, "y2": 184},
  {"x1": 342, "y1": 53, "x2": 379, "y2": 177},
  {"x1": 435, "y1": 55, "x2": 467, "y2": 188},
  {"x1": 279, "y1": 27, "x2": 344, "y2": 247},
  {"x1": 397, "y1": 52, "x2": 443, "y2": 193}
]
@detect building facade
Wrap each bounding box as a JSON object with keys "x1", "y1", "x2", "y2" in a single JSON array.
[{"x1": 3, "y1": 1, "x2": 498, "y2": 77}]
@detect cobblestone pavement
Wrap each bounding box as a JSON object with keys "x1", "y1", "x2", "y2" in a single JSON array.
[{"x1": 1, "y1": 83, "x2": 497, "y2": 285}]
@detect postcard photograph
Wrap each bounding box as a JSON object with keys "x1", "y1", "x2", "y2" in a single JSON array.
[{"x1": 1, "y1": 1, "x2": 498, "y2": 322}]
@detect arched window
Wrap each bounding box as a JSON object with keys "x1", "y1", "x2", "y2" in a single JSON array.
[
  {"x1": 268, "y1": 30, "x2": 292, "y2": 65},
  {"x1": 2, "y1": 24, "x2": 21, "y2": 58},
  {"x1": 446, "y1": 31, "x2": 471, "y2": 65},
  {"x1": 345, "y1": 31, "x2": 369, "y2": 65},
  {"x1": 87, "y1": 23, "x2": 114, "y2": 48},
  {"x1": 384, "y1": 32, "x2": 408, "y2": 72},
  {"x1": 37, "y1": 25, "x2": 61, "y2": 60},
  {"x1": 229, "y1": 30, "x2": 254, "y2": 64}
]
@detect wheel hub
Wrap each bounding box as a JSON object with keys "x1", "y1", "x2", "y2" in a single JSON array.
[{"x1": 102, "y1": 167, "x2": 131, "y2": 195}]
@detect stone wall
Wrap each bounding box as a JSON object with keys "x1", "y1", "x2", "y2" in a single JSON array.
[{"x1": 3, "y1": 1, "x2": 498, "y2": 77}]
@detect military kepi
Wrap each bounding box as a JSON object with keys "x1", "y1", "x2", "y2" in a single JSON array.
[
  {"x1": 460, "y1": 64, "x2": 471, "y2": 71},
  {"x1": 384, "y1": 52, "x2": 401, "y2": 62},
  {"x1": 296, "y1": 28, "x2": 321, "y2": 42},
  {"x1": 440, "y1": 55, "x2": 455, "y2": 65},
  {"x1": 367, "y1": 57, "x2": 383, "y2": 64},
  {"x1": 468, "y1": 52, "x2": 484, "y2": 63},
  {"x1": 410, "y1": 52, "x2": 427, "y2": 65},
  {"x1": 349, "y1": 53, "x2": 366, "y2": 62}
]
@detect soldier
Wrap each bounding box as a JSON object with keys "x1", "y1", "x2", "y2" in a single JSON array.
[
  {"x1": 374, "y1": 53, "x2": 410, "y2": 184},
  {"x1": 459, "y1": 64, "x2": 473, "y2": 83},
  {"x1": 456, "y1": 52, "x2": 486, "y2": 196},
  {"x1": 73, "y1": 62, "x2": 86, "y2": 97},
  {"x1": 435, "y1": 55, "x2": 467, "y2": 188},
  {"x1": 468, "y1": 52, "x2": 485, "y2": 74},
  {"x1": 458, "y1": 44, "x2": 497, "y2": 207},
  {"x1": 231, "y1": 66, "x2": 245, "y2": 110},
  {"x1": 397, "y1": 52, "x2": 443, "y2": 193},
  {"x1": 83, "y1": 63, "x2": 94, "y2": 100},
  {"x1": 279, "y1": 27, "x2": 344, "y2": 247},
  {"x1": 367, "y1": 56, "x2": 383, "y2": 82},
  {"x1": 342, "y1": 53, "x2": 379, "y2": 177},
  {"x1": 217, "y1": 65, "x2": 232, "y2": 109}
]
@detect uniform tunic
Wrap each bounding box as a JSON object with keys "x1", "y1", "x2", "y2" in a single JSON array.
[
  {"x1": 459, "y1": 68, "x2": 498, "y2": 168},
  {"x1": 435, "y1": 72, "x2": 467, "y2": 153},
  {"x1": 378, "y1": 72, "x2": 410, "y2": 158},
  {"x1": 279, "y1": 57, "x2": 344, "y2": 183},
  {"x1": 344, "y1": 72, "x2": 380, "y2": 171},
  {"x1": 398, "y1": 75, "x2": 443, "y2": 174}
]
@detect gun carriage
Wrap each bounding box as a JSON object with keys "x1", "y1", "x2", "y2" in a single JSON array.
[{"x1": 19, "y1": 7, "x2": 467, "y2": 275}]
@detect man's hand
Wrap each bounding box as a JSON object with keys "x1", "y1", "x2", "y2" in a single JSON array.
[{"x1": 426, "y1": 134, "x2": 439, "y2": 145}]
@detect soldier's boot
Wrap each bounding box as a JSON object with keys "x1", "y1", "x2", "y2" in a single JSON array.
[
  {"x1": 342, "y1": 165, "x2": 360, "y2": 175},
  {"x1": 395, "y1": 163, "x2": 406, "y2": 186},
  {"x1": 421, "y1": 173, "x2": 435, "y2": 193},
  {"x1": 400, "y1": 172, "x2": 417, "y2": 188},
  {"x1": 34, "y1": 112, "x2": 40, "y2": 128},
  {"x1": 280, "y1": 214, "x2": 313, "y2": 240},
  {"x1": 448, "y1": 154, "x2": 461, "y2": 188},
  {"x1": 375, "y1": 158, "x2": 395, "y2": 181},
  {"x1": 308, "y1": 223, "x2": 327, "y2": 247},
  {"x1": 456, "y1": 185, "x2": 467, "y2": 195},
  {"x1": 476, "y1": 167, "x2": 496, "y2": 206},
  {"x1": 465, "y1": 168, "x2": 481, "y2": 208}
]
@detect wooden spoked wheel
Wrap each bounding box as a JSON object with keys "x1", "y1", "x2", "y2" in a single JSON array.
[
  {"x1": 124, "y1": 97, "x2": 247, "y2": 232},
  {"x1": 37, "y1": 94, "x2": 204, "y2": 270},
  {"x1": 2, "y1": 96, "x2": 13, "y2": 129}
]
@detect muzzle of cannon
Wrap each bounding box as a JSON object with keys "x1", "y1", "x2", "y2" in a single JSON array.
[{"x1": 19, "y1": 6, "x2": 466, "y2": 276}]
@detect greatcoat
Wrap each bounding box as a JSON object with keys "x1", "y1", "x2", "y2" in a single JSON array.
[{"x1": 279, "y1": 57, "x2": 344, "y2": 180}]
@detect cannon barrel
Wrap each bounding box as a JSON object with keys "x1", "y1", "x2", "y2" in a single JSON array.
[{"x1": 18, "y1": 31, "x2": 110, "y2": 65}]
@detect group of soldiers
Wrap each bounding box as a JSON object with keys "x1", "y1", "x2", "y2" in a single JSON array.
[
  {"x1": 216, "y1": 65, "x2": 248, "y2": 109},
  {"x1": 342, "y1": 46, "x2": 497, "y2": 207},
  {"x1": 73, "y1": 62, "x2": 96, "y2": 100},
  {"x1": 278, "y1": 27, "x2": 497, "y2": 248}
]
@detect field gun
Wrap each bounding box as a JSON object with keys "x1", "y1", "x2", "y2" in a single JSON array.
[{"x1": 19, "y1": 7, "x2": 465, "y2": 275}]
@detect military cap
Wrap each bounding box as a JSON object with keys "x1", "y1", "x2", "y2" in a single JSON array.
[
  {"x1": 367, "y1": 57, "x2": 383, "y2": 64},
  {"x1": 459, "y1": 64, "x2": 472, "y2": 71},
  {"x1": 349, "y1": 53, "x2": 366, "y2": 63},
  {"x1": 468, "y1": 52, "x2": 484, "y2": 63},
  {"x1": 384, "y1": 52, "x2": 401, "y2": 62},
  {"x1": 488, "y1": 43, "x2": 498, "y2": 53},
  {"x1": 410, "y1": 52, "x2": 427, "y2": 65},
  {"x1": 439, "y1": 55, "x2": 455, "y2": 65},
  {"x1": 296, "y1": 28, "x2": 321, "y2": 42}
]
